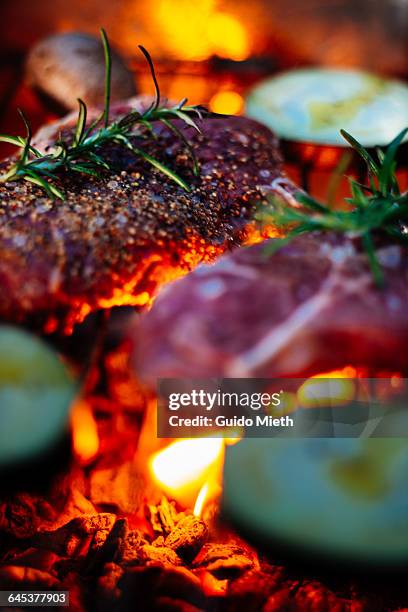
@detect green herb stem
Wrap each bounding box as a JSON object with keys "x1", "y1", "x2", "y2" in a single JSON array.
[
  {"x1": 260, "y1": 128, "x2": 408, "y2": 287},
  {"x1": 100, "y1": 28, "x2": 112, "y2": 129},
  {"x1": 0, "y1": 31, "x2": 206, "y2": 199}
]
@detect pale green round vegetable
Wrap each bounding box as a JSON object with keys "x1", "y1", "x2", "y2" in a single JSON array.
[
  {"x1": 246, "y1": 68, "x2": 408, "y2": 147},
  {"x1": 223, "y1": 438, "x2": 408, "y2": 564},
  {"x1": 0, "y1": 326, "x2": 76, "y2": 466}
]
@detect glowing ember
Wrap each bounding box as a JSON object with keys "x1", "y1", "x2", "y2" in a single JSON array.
[
  {"x1": 71, "y1": 399, "x2": 99, "y2": 464},
  {"x1": 150, "y1": 0, "x2": 250, "y2": 61},
  {"x1": 298, "y1": 378, "x2": 356, "y2": 408},
  {"x1": 297, "y1": 366, "x2": 357, "y2": 409},
  {"x1": 244, "y1": 222, "x2": 282, "y2": 245},
  {"x1": 312, "y1": 366, "x2": 357, "y2": 379},
  {"x1": 210, "y1": 91, "x2": 244, "y2": 115}
]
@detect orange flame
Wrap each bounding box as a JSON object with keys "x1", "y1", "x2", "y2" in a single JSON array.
[
  {"x1": 149, "y1": 433, "x2": 241, "y2": 515},
  {"x1": 71, "y1": 399, "x2": 99, "y2": 464},
  {"x1": 149, "y1": 437, "x2": 225, "y2": 509},
  {"x1": 194, "y1": 482, "x2": 212, "y2": 517}
]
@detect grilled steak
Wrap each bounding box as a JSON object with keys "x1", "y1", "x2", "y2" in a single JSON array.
[
  {"x1": 133, "y1": 233, "x2": 408, "y2": 382},
  {"x1": 0, "y1": 99, "x2": 290, "y2": 332}
]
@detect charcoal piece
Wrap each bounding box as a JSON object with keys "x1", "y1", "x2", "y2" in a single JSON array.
[
  {"x1": 262, "y1": 587, "x2": 294, "y2": 611},
  {"x1": 165, "y1": 516, "x2": 208, "y2": 562},
  {"x1": 118, "y1": 530, "x2": 146, "y2": 566},
  {"x1": 194, "y1": 568, "x2": 228, "y2": 598},
  {"x1": 148, "y1": 497, "x2": 180, "y2": 536},
  {"x1": 293, "y1": 581, "x2": 355, "y2": 612},
  {"x1": 0, "y1": 472, "x2": 95, "y2": 540},
  {"x1": 84, "y1": 518, "x2": 130, "y2": 575},
  {"x1": 31, "y1": 512, "x2": 116, "y2": 557},
  {"x1": 225, "y1": 566, "x2": 286, "y2": 612},
  {"x1": 89, "y1": 519, "x2": 146, "y2": 568},
  {"x1": 141, "y1": 545, "x2": 182, "y2": 567},
  {"x1": 0, "y1": 494, "x2": 54, "y2": 539},
  {"x1": 88, "y1": 524, "x2": 114, "y2": 556},
  {"x1": 192, "y1": 543, "x2": 255, "y2": 579}
]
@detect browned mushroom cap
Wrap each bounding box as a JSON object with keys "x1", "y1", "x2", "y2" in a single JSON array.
[{"x1": 26, "y1": 32, "x2": 137, "y2": 111}]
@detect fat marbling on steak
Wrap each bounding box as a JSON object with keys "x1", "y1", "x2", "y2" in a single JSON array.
[
  {"x1": 133, "y1": 233, "x2": 408, "y2": 382},
  {"x1": 0, "y1": 98, "x2": 291, "y2": 331}
]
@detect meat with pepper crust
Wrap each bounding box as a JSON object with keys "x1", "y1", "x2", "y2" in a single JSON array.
[{"x1": 0, "y1": 101, "x2": 290, "y2": 332}]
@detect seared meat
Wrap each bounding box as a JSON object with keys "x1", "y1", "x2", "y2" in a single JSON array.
[
  {"x1": 0, "y1": 100, "x2": 290, "y2": 331},
  {"x1": 133, "y1": 233, "x2": 408, "y2": 382}
]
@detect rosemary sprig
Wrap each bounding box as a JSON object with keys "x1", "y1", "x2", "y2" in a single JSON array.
[
  {"x1": 259, "y1": 128, "x2": 408, "y2": 287},
  {"x1": 0, "y1": 29, "x2": 206, "y2": 200}
]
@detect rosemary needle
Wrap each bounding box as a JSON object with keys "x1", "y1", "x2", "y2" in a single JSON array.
[
  {"x1": 0, "y1": 29, "x2": 207, "y2": 200},
  {"x1": 258, "y1": 127, "x2": 408, "y2": 287}
]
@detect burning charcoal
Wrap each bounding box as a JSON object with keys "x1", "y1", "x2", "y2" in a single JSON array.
[
  {"x1": 152, "y1": 536, "x2": 165, "y2": 546},
  {"x1": 86, "y1": 517, "x2": 144, "y2": 574},
  {"x1": 0, "y1": 565, "x2": 59, "y2": 589},
  {"x1": 117, "y1": 566, "x2": 206, "y2": 611},
  {"x1": 97, "y1": 562, "x2": 124, "y2": 610},
  {"x1": 118, "y1": 530, "x2": 146, "y2": 566},
  {"x1": 263, "y1": 581, "x2": 369, "y2": 612},
  {"x1": 0, "y1": 469, "x2": 95, "y2": 539},
  {"x1": 165, "y1": 516, "x2": 208, "y2": 562},
  {"x1": 293, "y1": 582, "x2": 355, "y2": 612},
  {"x1": 83, "y1": 518, "x2": 128, "y2": 576},
  {"x1": 26, "y1": 32, "x2": 136, "y2": 111},
  {"x1": 0, "y1": 493, "x2": 56, "y2": 539},
  {"x1": 88, "y1": 523, "x2": 115, "y2": 556},
  {"x1": 192, "y1": 543, "x2": 256, "y2": 579},
  {"x1": 31, "y1": 512, "x2": 116, "y2": 557},
  {"x1": 263, "y1": 587, "x2": 294, "y2": 611},
  {"x1": 86, "y1": 518, "x2": 153, "y2": 575},
  {"x1": 195, "y1": 569, "x2": 228, "y2": 597},
  {"x1": 225, "y1": 566, "x2": 286, "y2": 612},
  {"x1": 141, "y1": 544, "x2": 182, "y2": 567},
  {"x1": 148, "y1": 497, "x2": 180, "y2": 536},
  {"x1": 96, "y1": 519, "x2": 128, "y2": 558}
]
